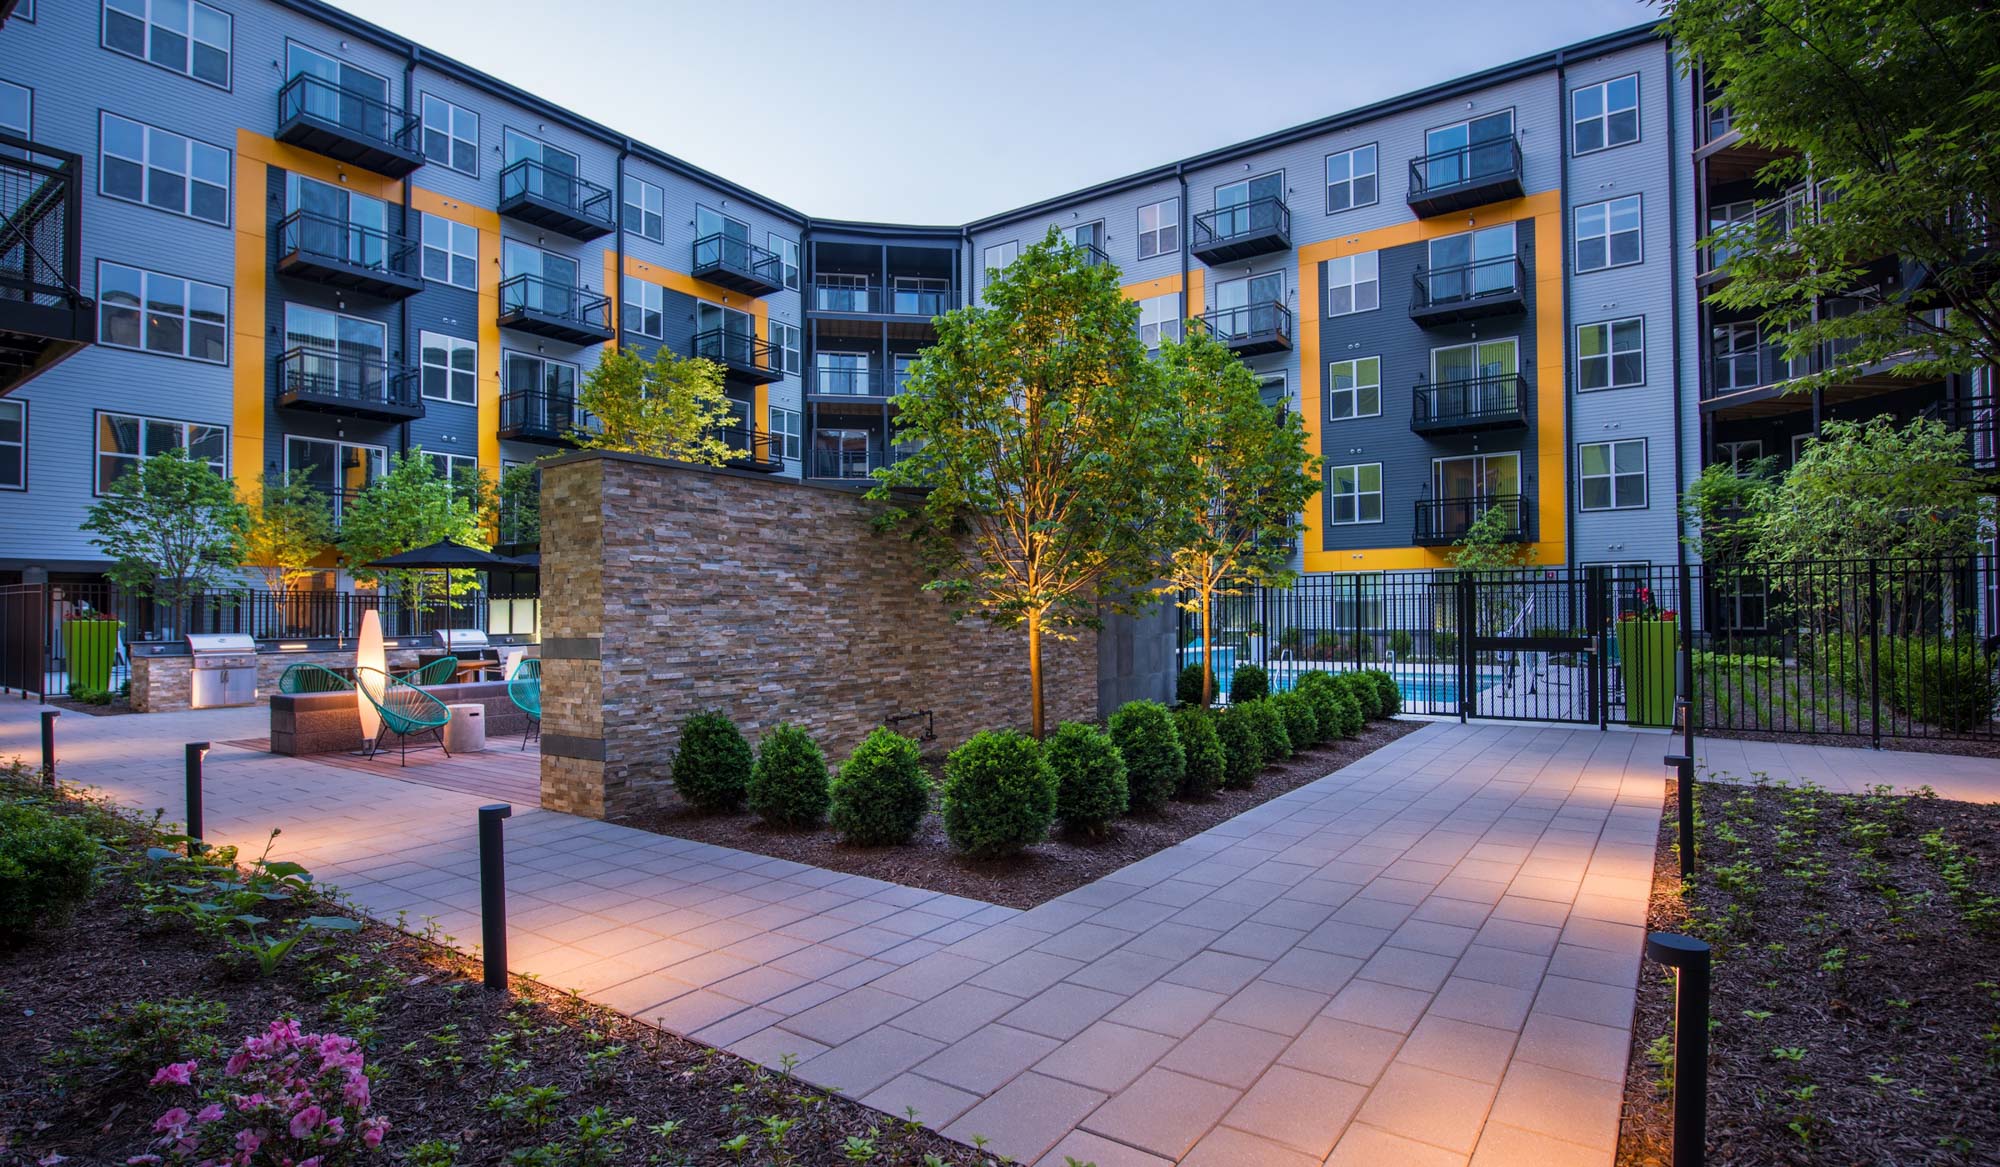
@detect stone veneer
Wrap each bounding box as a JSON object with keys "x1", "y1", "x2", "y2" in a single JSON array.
[
  {"x1": 538, "y1": 453, "x2": 1099, "y2": 821},
  {"x1": 131, "y1": 647, "x2": 419, "y2": 713}
]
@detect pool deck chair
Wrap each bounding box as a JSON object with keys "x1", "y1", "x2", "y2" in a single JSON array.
[
  {"x1": 353, "y1": 666, "x2": 453, "y2": 765},
  {"x1": 397, "y1": 655, "x2": 459, "y2": 687},
  {"x1": 277, "y1": 662, "x2": 353, "y2": 694},
  {"x1": 507, "y1": 658, "x2": 541, "y2": 750}
]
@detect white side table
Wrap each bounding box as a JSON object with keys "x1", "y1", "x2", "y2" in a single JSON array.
[{"x1": 444, "y1": 703, "x2": 486, "y2": 753}]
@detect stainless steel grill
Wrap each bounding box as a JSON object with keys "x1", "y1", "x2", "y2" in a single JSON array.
[{"x1": 186, "y1": 632, "x2": 258, "y2": 708}]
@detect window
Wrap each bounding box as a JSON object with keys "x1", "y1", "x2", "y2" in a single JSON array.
[
  {"x1": 1327, "y1": 357, "x2": 1381, "y2": 421},
  {"x1": 103, "y1": 0, "x2": 232, "y2": 88},
  {"x1": 97, "y1": 411, "x2": 226, "y2": 492},
  {"x1": 621, "y1": 276, "x2": 663, "y2": 338},
  {"x1": 623, "y1": 176, "x2": 664, "y2": 241},
  {"x1": 0, "y1": 81, "x2": 29, "y2": 137},
  {"x1": 983, "y1": 240, "x2": 1018, "y2": 274},
  {"x1": 1137, "y1": 198, "x2": 1179, "y2": 259},
  {"x1": 420, "y1": 93, "x2": 479, "y2": 174},
  {"x1": 1324, "y1": 251, "x2": 1379, "y2": 316},
  {"x1": 1325, "y1": 144, "x2": 1377, "y2": 213},
  {"x1": 1577, "y1": 317, "x2": 1645, "y2": 391},
  {"x1": 1138, "y1": 293, "x2": 1179, "y2": 351},
  {"x1": 1575, "y1": 195, "x2": 1642, "y2": 272},
  {"x1": 1327, "y1": 463, "x2": 1383, "y2": 525},
  {"x1": 420, "y1": 213, "x2": 478, "y2": 289},
  {"x1": 284, "y1": 436, "x2": 383, "y2": 522},
  {"x1": 0, "y1": 400, "x2": 23, "y2": 490},
  {"x1": 1710, "y1": 321, "x2": 1794, "y2": 391},
  {"x1": 99, "y1": 112, "x2": 229, "y2": 225},
  {"x1": 1425, "y1": 224, "x2": 1517, "y2": 303},
  {"x1": 1423, "y1": 110, "x2": 1514, "y2": 187},
  {"x1": 770, "y1": 321, "x2": 801, "y2": 376},
  {"x1": 1791, "y1": 431, "x2": 1813, "y2": 465},
  {"x1": 770, "y1": 406, "x2": 801, "y2": 462},
  {"x1": 97, "y1": 262, "x2": 227, "y2": 363},
  {"x1": 419, "y1": 332, "x2": 476, "y2": 405},
  {"x1": 1579, "y1": 439, "x2": 1647, "y2": 510},
  {"x1": 429, "y1": 452, "x2": 477, "y2": 492},
  {"x1": 770, "y1": 233, "x2": 800, "y2": 291},
  {"x1": 1572, "y1": 74, "x2": 1639, "y2": 154},
  {"x1": 503, "y1": 351, "x2": 579, "y2": 402},
  {"x1": 1716, "y1": 439, "x2": 1763, "y2": 470}
]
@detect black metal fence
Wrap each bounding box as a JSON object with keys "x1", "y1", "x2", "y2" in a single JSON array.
[{"x1": 1178, "y1": 556, "x2": 2000, "y2": 744}]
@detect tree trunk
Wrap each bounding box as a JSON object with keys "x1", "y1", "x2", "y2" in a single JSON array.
[
  {"x1": 1027, "y1": 608, "x2": 1045, "y2": 740},
  {"x1": 1200, "y1": 595, "x2": 1215, "y2": 707}
]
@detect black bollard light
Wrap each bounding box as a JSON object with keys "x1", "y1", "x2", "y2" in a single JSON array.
[
  {"x1": 1646, "y1": 931, "x2": 1711, "y2": 1167},
  {"x1": 1665, "y1": 698, "x2": 1697, "y2": 879},
  {"x1": 40, "y1": 708, "x2": 57, "y2": 785},
  {"x1": 478, "y1": 803, "x2": 512, "y2": 991},
  {"x1": 184, "y1": 742, "x2": 210, "y2": 854}
]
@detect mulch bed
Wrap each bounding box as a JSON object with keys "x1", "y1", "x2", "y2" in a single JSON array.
[
  {"x1": 45, "y1": 695, "x2": 138, "y2": 717},
  {"x1": 0, "y1": 782, "x2": 1007, "y2": 1167},
  {"x1": 641, "y1": 719, "x2": 1425, "y2": 910},
  {"x1": 1616, "y1": 778, "x2": 2000, "y2": 1166}
]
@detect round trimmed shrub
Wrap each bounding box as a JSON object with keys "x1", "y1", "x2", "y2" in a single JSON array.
[
  {"x1": 1295, "y1": 672, "x2": 1354, "y2": 740},
  {"x1": 1238, "y1": 698, "x2": 1292, "y2": 762},
  {"x1": 941, "y1": 730, "x2": 1056, "y2": 857},
  {"x1": 671, "y1": 711, "x2": 753, "y2": 813},
  {"x1": 0, "y1": 801, "x2": 97, "y2": 939},
  {"x1": 1365, "y1": 669, "x2": 1403, "y2": 717},
  {"x1": 1107, "y1": 700, "x2": 1184, "y2": 814},
  {"x1": 1214, "y1": 704, "x2": 1263, "y2": 789},
  {"x1": 1338, "y1": 671, "x2": 1382, "y2": 720},
  {"x1": 1176, "y1": 663, "x2": 1210, "y2": 707},
  {"x1": 1172, "y1": 706, "x2": 1225, "y2": 800},
  {"x1": 1273, "y1": 690, "x2": 1322, "y2": 749},
  {"x1": 1046, "y1": 721, "x2": 1128, "y2": 835},
  {"x1": 1329, "y1": 687, "x2": 1364, "y2": 737},
  {"x1": 830, "y1": 728, "x2": 930, "y2": 845},
  {"x1": 747, "y1": 723, "x2": 831, "y2": 828},
  {"x1": 1230, "y1": 663, "x2": 1270, "y2": 704}
]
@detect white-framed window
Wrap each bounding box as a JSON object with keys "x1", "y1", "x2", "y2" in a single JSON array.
[
  {"x1": 983, "y1": 240, "x2": 1018, "y2": 274},
  {"x1": 284, "y1": 435, "x2": 384, "y2": 523},
  {"x1": 103, "y1": 0, "x2": 232, "y2": 88},
  {"x1": 503, "y1": 350, "x2": 579, "y2": 401},
  {"x1": 770, "y1": 233, "x2": 801, "y2": 291},
  {"x1": 1327, "y1": 463, "x2": 1383, "y2": 525},
  {"x1": 0, "y1": 400, "x2": 24, "y2": 491},
  {"x1": 419, "y1": 331, "x2": 476, "y2": 405},
  {"x1": 770, "y1": 320, "x2": 801, "y2": 376},
  {"x1": 1572, "y1": 74, "x2": 1640, "y2": 154},
  {"x1": 429, "y1": 451, "x2": 478, "y2": 492},
  {"x1": 621, "y1": 276, "x2": 663, "y2": 338},
  {"x1": 1579, "y1": 439, "x2": 1648, "y2": 510},
  {"x1": 1327, "y1": 356, "x2": 1381, "y2": 421},
  {"x1": 1324, "y1": 251, "x2": 1379, "y2": 316},
  {"x1": 1577, "y1": 317, "x2": 1645, "y2": 391},
  {"x1": 1710, "y1": 320, "x2": 1791, "y2": 391},
  {"x1": 1575, "y1": 195, "x2": 1643, "y2": 272},
  {"x1": 1423, "y1": 110, "x2": 1515, "y2": 187},
  {"x1": 1138, "y1": 293, "x2": 1179, "y2": 351},
  {"x1": 96, "y1": 411, "x2": 226, "y2": 493},
  {"x1": 1325, "y1": 144, "x2": 1377, "y2": 213},
  {"x1": 1137, "y1": 198, "x2": 1180, "y2": 259},
  {"x1": 99, "y1": 112, "x2": 228, "y2": 225},
  {"x1": 421, "y1": 212, "x2": 478, "y2": 289},
  {"x1": 1716, "y1": 439, "x2": 1763, "y2": 470},
  {"x1": 97, "y1": 261, "x2": 227, "y2": 364},
  {"x1": 770, "y1": 406, "x2": 801, "y2": 462},
  {"x1": 0, "y1": 80, "x2": 29, "y2": 138},
  {"x1": 420, "y1": 93, "x2": 479, "y2": 174},
  {"x1": 623, "y1": 176, "x2": 664, "y2": 241}
]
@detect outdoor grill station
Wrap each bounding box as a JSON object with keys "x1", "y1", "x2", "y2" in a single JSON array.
[{"x1": 185, "y1": 632, "x2": 258, "y2": 708}]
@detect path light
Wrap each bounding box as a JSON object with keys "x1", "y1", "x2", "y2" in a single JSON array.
[
  {"x1": 39, "y1": 708, "x2": 56, "y2": 785},
  {"x1": 184, "y1": 741, "x2": 210, "y2": 854},
  {"x1": 356, "y1": 609, "x2": 385, "y2": 749},
  {"x1": 1646, "y1": 932, "x2": 1711, "y2": 1167}
]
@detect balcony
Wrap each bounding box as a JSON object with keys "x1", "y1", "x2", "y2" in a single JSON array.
[
  {"x1": 692, "y1": 328, "x2": 783, "y2": 383},
  {"x1": 692, "y1": 234, "x2": 785, "y2": 297},
  {"x1": 1199, "y1": 301, "x2": 1293, "y2": 357},
  {"x1": 809, "y1": 446, "x2": 909, "y2": 482},
  {"x1": 275, "y1": 74, "x2": 424, "y2": 178},
  {"x1": 497, "y1": 159, "x2": 615, "y2": 241},
  {"x1": 1406, "y1": 138, "x2": 1523, "y2": 218},
  {"x1": 1078, "y1": 243, "x2": 1112, "y2": 269},
  {"x1": 275, "y1": 347, "x2": 424, "y2": 422},
  {"x1": 1706, "y1": 342, "x2": 1804, "y2": 403},
  {"x1": 1413, "y1": 494, "x2": 1527, "y2": 546},
  {"x1": 274, "y1": 210, "x2": 422, "y2": 300},
  {"x1": 498, "y1": 275, "x2": 613, "y2": 346},
  {"x1": 811, "y1": 365, "x2": 895, "y2": 399},
  {"x1": 1411, "y1": 374, "x2": 1529, "y2": 435},
  {"x1": 1190, "y1": 197, "x2": 1292, "y2": 265},
  {"x1": 811, "y1": 279, "x2": 952, "y2": 318},
  {"x1": 717, "y1": 425, "x2": 782, "y2": 473},
  {"x1": 498, "y1": 391, "x2": 598, "y2": 446},
  {"x1": 0, "y1": 135, "x2": 94, "y2": 396},
  {"x1": 1699, "y1": 191, "x2": 1807, "y2": 286},
  {"x1": 1410, "y1": 256, "x2": 1526, "y2": 326}
]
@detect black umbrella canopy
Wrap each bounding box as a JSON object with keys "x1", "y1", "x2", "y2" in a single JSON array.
[
  {"x1": 361, "y1": 539, "x2": 516, "y2": 571},
  {"x1": 505, "y1": 551, "x2": 540, "y2": 569}
]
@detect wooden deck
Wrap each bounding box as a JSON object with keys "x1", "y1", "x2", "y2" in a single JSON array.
[{"x1": 221, "y1": 738, "x2": 542, "y2": 808}]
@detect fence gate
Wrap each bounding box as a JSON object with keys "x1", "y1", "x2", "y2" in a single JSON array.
[{"x1": 1458, "y1": 570, "x2": 1602, "y2": 724}]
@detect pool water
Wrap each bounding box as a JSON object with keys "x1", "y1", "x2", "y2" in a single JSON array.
[{"x1": 1237, "y1": 665, "x2": 1493, "y2": 710}]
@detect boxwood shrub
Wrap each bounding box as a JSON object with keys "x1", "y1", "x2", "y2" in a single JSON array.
[
  {"x1": 829, "y1": 727, "x2": 930, "y2": 845},
  {"x1": 1295, "y1": 671, "x2": 1360, "y2": 739},
  {"x1": 941, "y1": 730, "x2": 1056, "y2": 857},
  {"x1": 1363, "y1": 668, "x2": 1403, "y2": 717},
  {"x1": 0, "y1": 799, "x2": 97, "y2": 939},
  {"x1": 1176, "y1": 663, "x2": 1211, "y2": 707},
  {"x1": 671, "y1": 711, "x2": 753, "y2": 813},
  {"x1": 1046, "y1": 721, "x2": 1129, "y2": 835},
  {"x1": 1108, "y1": 700, "x2": 1184, "y2": 814},
  {"x1": 1339, "y1": 671, "x2": 1382, "y2": 720},
  {"x1": 747, "y1": 723, "x2": 831, "y2": 828},
  {"x1": 1230, "y1": 663, "x2": 1270, "y2": 703},
  {"x1": 1213, "y1": 704, "x2": 1263, "y2": 789},
  {"x1": 1172, "y1": 705, "x2": 1225, "y2": 800},
  {"x1": 1237, "y1": 698, "x2": 1292, "y2": 762},
  {"x1": 1273, "y1": 690, "x2": 1322, "y2": 748}
]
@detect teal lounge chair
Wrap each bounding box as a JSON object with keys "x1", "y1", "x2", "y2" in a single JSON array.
[
  {"x1": 353, "y1": 666, "x2": 453, "y2": 765},
  {"x1": 397, "y1": 655, "x2": 459, "y2": 687},
  {"x1": 507, "y1": 658, "x2": 541, "y2": 751},
  {"x1": 277, "y1": 662, "x2": 352, "y2": 694}
]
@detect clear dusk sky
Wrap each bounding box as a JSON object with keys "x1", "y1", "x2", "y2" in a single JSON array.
[{"x1": 332, "y1": 0, "x2": 1659, "y2": 224}]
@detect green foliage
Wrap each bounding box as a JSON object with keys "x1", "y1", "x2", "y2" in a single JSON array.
[
  {"x1": 1681, "y1": 458, "x2": 1776, "y2": 561},
  {"x1": 1213, "y1": 704, "x2": 1263, "y2": 789},
  {"x1": 0, "y1": 799, "x2": 97, "y2": 939},
  {"x1": 1045, "y1": 721, "x2": 1129, "y2": 835},
  {"x1": 46, "y1": 997, "x2": 228, "y2": 1092},
  {"x1": 1107, "y1": 700, "x2": 1184, "y2": 814},
  {"x1": 80, "y1": 449, "x2": 249, "y2": 624},
  {"x1": 139, "y1": 832, "x2": 359, "y2": 976},
  {"x1": 1761, "y1": 418, "x2": 1990, "y2": 567},
  {"x1": 746, "y1": 723, "x2": 831, "y2": 828},
  {"x1": 671, "y1": 711, "x2": 753, "y2": 813},
  {"x1": 1363, "y1": 669, "x2": 1403, "y2": 718},
  {"x1": 1338, "y1": 671, "x2": 1382, "y2": 720},
  {"x1": 244, "y1": 470, "x2": 335, "y2": 593},
  {"x1": 573, "y1": 345, "x2": 739, "y2": 466},
  {"x1": 337, "y1": 448, "x2": 489, "y2": 606},
  {"x1": 1229, "y1": 663, "x2": 1269, "y2": 703},
  {"x1": 1432, "y1": 630, "x2": 1458, "y2": 661},
  {"x1": 1295, "y1": 671, "x2": 1361, "y2": 739},
  {"x1": 1176, "y1": 663, "x2": 1211, "y2": 707},
  {"x1": 1273, "y1": 690, "x2": 1322, "y2": 749},
  {"x1": 1828, "y1": 635, "x2": 2000, "y2": 731},
  {"x1": 1449, "y1": 502, "x2": 1534, "y2": 574},
  {"x1": 940, "y1": 730, "x2": 1056, "y2": 857},
  {"x1": 1172, "y1": 706, "x2": 1225, "y2": 800},
  {"x1": 1237, "y1": 698, "x2": 1292, "y2": 762},
  {"x1": 1388, "y1": 629, "x2": 1414, "y2": 659},
  {"x1": 498, "y1": 461, "x2": 544, "y2": 547},
  {"x1": 828, "y1": 727, "x2": 930, "y2": 846}
]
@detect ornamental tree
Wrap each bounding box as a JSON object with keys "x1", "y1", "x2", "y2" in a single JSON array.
[
  {"x1": 573, "y1": 345, "x2": 738, "y2": 466},
  {"x1": 336, "y1": 448, "x2": 488, "y2": 608},
  {"x1": 1154, "y1": 326, "x2": 1319, "y2": 706},
  {"x1": 871, "y1": 228, "x2": 1177, "y2": 738},
  {"x1": 243, "y1": 470, "x2": 335, "y2": 593},
  {"x1": 81, "y1": 449, "x2": 249, "y2": 634}
]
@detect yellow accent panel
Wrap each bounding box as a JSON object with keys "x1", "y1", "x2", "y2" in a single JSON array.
[
  {"x1": 235, "y1": 131, "x2": 402, "y2": 201},
  {"x1": 1187, "y1": 268, "x2": 1205, "y2": 324},
  {"x1": 229, "y1": 135, "x2": 269, "y2": 508},
  {"x1": 409, "y1": 187, "x2": 500, "y2": 232},
  {"x1": 621, "y1": 257, "x2": 769, "y2": 338},
  {"x1": 1120, "y1": 273, "x2": 1182, "y2": 302},
  {"x1": 476, "y1": 220, "x2": 501, "y2": 473}
]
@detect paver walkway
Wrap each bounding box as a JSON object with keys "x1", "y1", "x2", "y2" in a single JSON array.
[{"x1": 7, "y1": 703, "x2": 1995, "y2": 1165}]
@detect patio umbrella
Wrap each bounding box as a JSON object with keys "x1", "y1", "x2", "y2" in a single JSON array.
[{"x1": 361, "y1": 540, "x2": 515, "y2": 641}]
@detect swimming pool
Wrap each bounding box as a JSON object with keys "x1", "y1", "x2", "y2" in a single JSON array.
[{"x1": 1218, "y1": 660, "x2": 1493, "y2": 711}]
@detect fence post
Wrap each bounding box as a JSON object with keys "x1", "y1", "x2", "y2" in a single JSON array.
[
  {"x1": 478, "y1": 803, "x2": 513, "y2": 991},
  {"x1": 1867, "y1": 559, "x2": 1882, "y2": 750},
  {"x1": 39, "y1": 708, "x2": 57, "y2": 785},
  {"x1": 184, "y1": 742, "x2": 209, "y2": 853},
  {"x1": 1645, "y1": 932, "x2": 1711, "y2": 1167},
  {"x1": 1678, "y1": 560, "x2": 1697, "y2": 734},
  {"x1": 1455, "y1": 575, "x2": 1474, "y2": 722}
]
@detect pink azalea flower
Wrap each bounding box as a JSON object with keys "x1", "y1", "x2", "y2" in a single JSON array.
[
  {"x1": 288, "y1": 1104, "x2": 326, "y2": 1139},
  {"x1": 194, "y1": 1104, "x2": 226, "y2": 1125},
  {"x1": 152, "y1": 1107, "x2": 192, "y2": 1134},
  {"x1": 150, "y1": 1061, "x2": 198, "y2": 1087}
]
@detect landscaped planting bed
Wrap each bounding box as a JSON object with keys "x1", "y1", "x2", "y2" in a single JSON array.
[{"x1": 1617, "y1": 776, "x2": 2000, "y2": 1166}]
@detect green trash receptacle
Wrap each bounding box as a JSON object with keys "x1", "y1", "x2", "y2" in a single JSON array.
[
  {"x1": 1617, "y1": 616, "x2": 1677, "y2": 727},
  {"x1": 62, "y1": 617, "x2": 122, "y2": 694}
]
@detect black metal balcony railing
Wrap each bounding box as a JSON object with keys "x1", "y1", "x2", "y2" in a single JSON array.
[
  {"x1": 498, "y1": 274, "x2": 613, "y2": 345},
  {"x1": 811, "y1": 279, "x2": 952, "y2": 317},
  {"x1": 1413, "y1": 494, "x2": 1527, "y2": 545},
  {"x1": 1077, "y1": 243, "x2": 1112, "y2": 268},
  {"x1": 1199, "y1": 301, "x2": 1293, "y2": 356},
  {"x1": 716, "y1": 425, "x2": 782, "y2": 472},
  {"x1": 1411, "y1": 373, "x2": 1529, "y2": 435},
  {"x1": 275, "y1": 74, "x2": 424, "y2": 178},
  {"x1": 1406, "y1": 137, "x2": 1524, "y2": 217},
  {"x1": 498, "y1": 390, "x2": 599, "y2": 445},
  {"x1": 1190, "y1": 196, "x2": 1292, "y2": 264},
  {"x1": 497, "y1": 158, "x2": 615, "y2": 241},
  {"x1": 1410, "y1": 255, "x2": 1527, "y2": 325},
  {"x1": 691, "y1": 234, "x2": 785, "y2": 297},
  {"x1": 813, "y1": 365, "x2": 884, "y2": 397},
  {"x1": 0, "y1": 132, "x2": 92, "y2": 396},
  {"x1": 692, "y1": 328, "x2": 783, "y2": 383},
  {"x1": 275, "y1": 347, "x2": 424, "y2": 422},
  {"x1": 1701, "y1": 191, "x2": 1807, "y2": 279},
  {"x1": 274, "y1": 209, "x2": 422, "y2": 299},
  {"x1": 1708, "y1": 342, "x2": 1805, "y2": 399},
  {"x1": 809, "y1": 446, "x2": 907, "y2": 480}
]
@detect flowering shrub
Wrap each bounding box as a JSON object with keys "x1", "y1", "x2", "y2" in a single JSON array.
[{"x1": 129, "y1": 1019, "x2": 388, "y2": 1166}]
